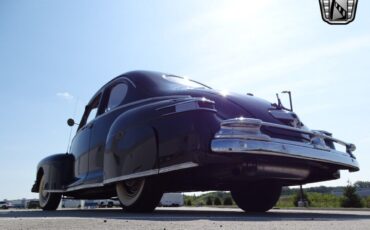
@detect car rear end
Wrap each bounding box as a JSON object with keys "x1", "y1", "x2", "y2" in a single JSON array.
[{"x1": 209, "y1": 96, "x2": 359, "y2": 186}]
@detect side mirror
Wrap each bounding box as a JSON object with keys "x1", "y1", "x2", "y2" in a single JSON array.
[{"x1": 67, "y1": 118, "x2": 76, "y2": 127}]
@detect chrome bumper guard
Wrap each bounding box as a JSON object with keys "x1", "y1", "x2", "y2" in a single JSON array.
[{"x1": 211, "y1": 118, "x2": 359, "y2": 171}]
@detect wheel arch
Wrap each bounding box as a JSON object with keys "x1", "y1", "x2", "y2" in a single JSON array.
[
  {"x1": 103, "y1": 104, "x2": 160, "y2": 183},
  {"x1": 31, "y1": 154, "x2": 75, "y2": 193}
]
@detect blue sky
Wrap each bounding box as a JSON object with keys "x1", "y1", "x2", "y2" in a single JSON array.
[{"x1": 0, "y1": 0, "x2": 369, "y2": 200}]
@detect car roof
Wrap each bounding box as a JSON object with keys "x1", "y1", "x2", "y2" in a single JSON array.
[
  {"x1": 104, "y1": 70, "x2": 164, "y2": 88},
  {"x1": 87, "y1": 70, "x2": 211, "y2": 106},
  {"x1": 86, "y1": 70, "x2": 165, "y2": 105}
]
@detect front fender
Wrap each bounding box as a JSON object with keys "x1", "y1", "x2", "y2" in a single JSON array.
[{"x1": 31, "y1": 153, "x2": 74, "y2": 192}]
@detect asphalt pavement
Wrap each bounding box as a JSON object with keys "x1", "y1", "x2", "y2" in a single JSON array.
[{"x1": 1, "y1": 207, "x2": 370, "y2": 230}]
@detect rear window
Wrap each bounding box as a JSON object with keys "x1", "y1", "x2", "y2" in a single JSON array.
[{"x1": 162, "y1": 75, "x2": 210, "y2": 90}]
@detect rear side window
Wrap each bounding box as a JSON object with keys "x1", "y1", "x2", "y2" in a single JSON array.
[
  {"x1": 106, "y1": 83, "x2": 128, "y2": 112},
  {"x1": 86, "y1": 107, "x2": 98, "y2": 124}
]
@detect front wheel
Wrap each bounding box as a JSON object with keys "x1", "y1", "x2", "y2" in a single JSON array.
[
  {"x1": 231, "y1": 183, "x2": 282, "y2": 212},
  {"x1": 38, "y1": 175, "x2": 61, "y2": 211},
  {"x1": 116, "y1": 177, "x2": 163, "y2": 212}
]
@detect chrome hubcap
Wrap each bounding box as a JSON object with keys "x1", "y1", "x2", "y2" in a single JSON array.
[{"x1": 116, "y1": 178, "x2": 145, "y2": 206}]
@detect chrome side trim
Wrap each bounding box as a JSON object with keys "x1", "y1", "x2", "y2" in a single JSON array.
[
  {"x1": 159, "y1": 162, "x2": 199, "y2": 174},
  {"x1": 125, "y1": 95, "x2": 191, "y2": 107},
  {"x1": 162, "y1": 108, "x2": 216, "y2": 117},
  {"x1": 45, "y1": 183, "x2": 106, "y2": 193},
  {"x1": 66, "y1": 183, "x2": 104, "y2": 192},
  {"x1": 50, "y1": 162, "x2": 200, "y2": 192},
  {"x1": 156, "y1": 97, "x2": 214, "y2": 111},
  {"x1": 156, "y1": 97, "x2": 216, "y2": 116},
  {"x1": 104, "y1": 162, "x2": 199, "y2": 184},
  {"x1": 123, "y1": 95, "x2": 190, "y2": 108},
  {"x1": 97, "y1": 95, "x2": 192, "y2": 118},
  {"x1": 43, "y1": 189, "x2": 65, "y2": 193},
  {"x1": 103, "y1": 169, "x2": 158, "y2": 184}
]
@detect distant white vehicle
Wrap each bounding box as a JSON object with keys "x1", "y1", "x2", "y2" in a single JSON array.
[
  {"x1": 159, "y1": 193, "x2": 184, "y2": 207},
  {"x1": 60, "y1": 199, "x2": 82, "y2": 209},
  {"x1": 0, "y1": 201, "x2": 11, "y2": 209},
  {"x1": 59, "y1": 199, "x2": 120, "y2": 209}
]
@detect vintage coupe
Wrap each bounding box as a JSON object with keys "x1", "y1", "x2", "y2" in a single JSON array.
[{"x1": 32, "y1": 71, "x2": 359, "y2": 212}]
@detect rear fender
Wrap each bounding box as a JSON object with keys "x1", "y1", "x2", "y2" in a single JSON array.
[
  {"x1": 104, "y1": 103, "x2": 162, "y2": 183},
  {"x1": 103, "y1": 97, "x2": 219, "y2": 184}
]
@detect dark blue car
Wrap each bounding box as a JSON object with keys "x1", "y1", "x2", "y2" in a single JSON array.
[{"x1": 32, "y1": 71, "x2": 359, "y2": 212}]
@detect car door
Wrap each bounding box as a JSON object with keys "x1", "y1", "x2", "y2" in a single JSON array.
[
  {"x1": 69, "y1": 93, "x2": 102, "y2": 187},
  {"x1": 84, "y1": 81, "x2": 130, "y2": 184}
]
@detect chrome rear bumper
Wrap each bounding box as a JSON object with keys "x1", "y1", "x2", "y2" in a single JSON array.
[{"x1": 211, "y1": 118, "x2": 359, "y2": 172}]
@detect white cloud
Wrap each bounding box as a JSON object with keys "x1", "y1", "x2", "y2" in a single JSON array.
[
  {"x1": 174, "y1": 0, "x2": 370, "y2": 96},
  {"x1": 202, "y1": 33, "x2": 370, "y2": 93},
  {"x1": 56, "y1": 92, "x2": 74, "y2": 100}
]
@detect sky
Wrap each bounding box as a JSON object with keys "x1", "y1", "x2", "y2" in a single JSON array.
[{"x1": 0, "y1": 0, "x2": 369, "y2": 200}]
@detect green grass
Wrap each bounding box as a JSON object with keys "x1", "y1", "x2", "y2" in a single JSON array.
[
  {"x1": 184, "y1": 191, "x2": 235, "y2": 207},
  {"x1": 275, "y1": 195, "x2": 295, "y2": 208},
  {"x1": 184, "y1": 191, "x2": 370, "y2": 209}
]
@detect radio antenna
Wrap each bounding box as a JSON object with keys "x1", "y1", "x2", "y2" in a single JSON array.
[
  {"x1": 275, "y1": 93, "x2": 283, "y2": 109},
  {"x1": 282, "y1": 91, "x2": 293, "y2": 111}
]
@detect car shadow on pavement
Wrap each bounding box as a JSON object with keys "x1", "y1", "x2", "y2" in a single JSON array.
[{"x1": 1, "y1": 208, "x2": 370, "y2": 222}]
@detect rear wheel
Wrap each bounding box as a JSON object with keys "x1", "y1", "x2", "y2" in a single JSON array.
[
  {"x1": 38, "y1": 175, "x2": 61, "y2": 211},
  {"x1": 116, "y1": 177, "x2": 163, "y2": 212},
  {"x1": 231, "y1": 183, "x2": 282, "y2": 212}
]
